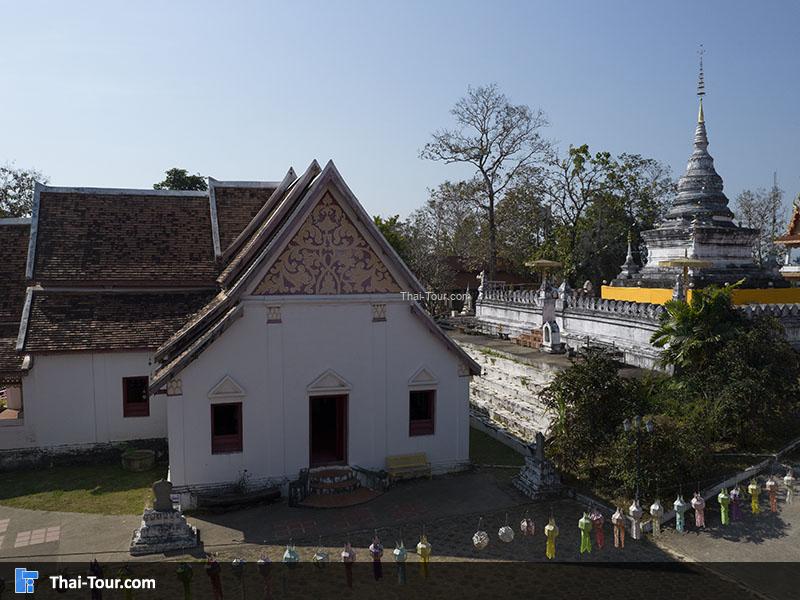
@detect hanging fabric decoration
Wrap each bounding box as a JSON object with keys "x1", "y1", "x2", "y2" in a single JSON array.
[
  {"x1": 628, "y1": 499, "x2": 643, "y2": 540},
  {"x1": 717, "y1": 488, "x2": 730, "y2": 525},
  {"x1": 649, "y1": 499, "x2": 663, "y2": 537},
  {"x1": 578, "y1": 512, "x2": 592, "y2": 554},
  {"x1": 472, "y1": 517, "x2": 489, "y2": 550},
  {"x1": 205, "y1": 555, "x2": 224, "y2": 600},
  {"x1": 341, "y1": 541, "x2": 356, "y2": 589},
  {"x1": 766, "y1": 477, "x2": 778, "y2": 513},
  {"x1": 691, "y1": 492, "x2": 705, "y2": 528},
  {"x1": 544, "y1": 516, "x2": 559, "y2": 560},
  {"x1": 730, "y1": 486, "x2": 743, "y2": 521},
  {"x1": 176, "y1": 563, "x2": 193, "y2": 600},
  {"x1": 282, "y1": 544, "x2": 299, "y2": 564},
  {"x1": 673, "y1": 495, "x2": 688, "y2": 533},
  {"x1": 748, "y1": 479, "x2": 761, "y2": 515},
  {"x1": 417, "y1": 532, "x2": 432, "y2": 578},
  {"x1": 231, "y1": 559, "x2": 245, "y2": 600},
  {"x1": 784, "y1": 469, "x2": 796, "y2": 505},
  {"x1": 520, "y1": 513, "x2": 535, "y2": 537},
  {"x1": 257, "y1": 556, "x2": 272, "y2": 600},
  {"x1": 612, "y1": 507, "x2": 625, "y2": 548},
  {"x1": 118, "y1": 565, "x2": 134, "y2": 600},
  {"x1": 589, "y1": 509, "x2": 604, "y2": 550},
  {"x1": 393, "y1": 539, "x2": 408, "y2": 585},
  {"x1": 369, "y1": 532, "x2": 384, "y2": 581},
  {"x1": 498, "y1": 513, "x2": 515, "y2": 543}
]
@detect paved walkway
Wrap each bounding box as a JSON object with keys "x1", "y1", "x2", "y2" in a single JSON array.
[{"x1": 0, "y1": 469, "x2": 794, "y2": 598}]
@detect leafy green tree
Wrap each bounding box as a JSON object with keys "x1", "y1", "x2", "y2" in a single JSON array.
[
  {"x1": 541, "y1": 349, "x2": 644, "y2": 482},
  {"x1": 153, "y1": 168, "x2": 207, "y2": 191},
  {"x1": 373, "y1": 214, "x2": 411, "y2": 263},
  {"x1": 0, "y1": 163, "x2": 48, "y2": 217},
  {"x1": 650, "y1": 284, "x2": 744, "y2": 373}
]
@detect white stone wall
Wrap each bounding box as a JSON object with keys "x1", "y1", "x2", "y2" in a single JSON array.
[
  {"x1": 0, "y1": 351, "x2": 166, "y2": 451},
  {"x1": 167, "y1": 295, "x2": 471, "y2": 492}
]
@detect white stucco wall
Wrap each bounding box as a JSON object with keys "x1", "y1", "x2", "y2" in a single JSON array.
[
  {"x1": 167, "y1": 295, "x2": 471, "y2": 491},
  {"x1": 0, "y1": 351, "x2": 166, "y2": 451}
]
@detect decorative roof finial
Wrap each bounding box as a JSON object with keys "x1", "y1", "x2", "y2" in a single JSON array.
[{"x1": 697, "y1": 45, "x2": 705, "y2": 123}]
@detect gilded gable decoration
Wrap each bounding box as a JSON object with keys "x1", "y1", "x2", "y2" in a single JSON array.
[{"x1": 254, "y1": 194, "x2": 402, "y2": 295}]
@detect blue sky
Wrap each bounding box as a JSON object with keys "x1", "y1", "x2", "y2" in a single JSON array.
[{"x1": 2, "y1": 1, "x2": 798, "y2": 219}]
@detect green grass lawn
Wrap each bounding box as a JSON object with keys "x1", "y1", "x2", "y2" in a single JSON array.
[
  {"x1": 0, "y1": 462, "x2": 166, "y2": 515},
  {"x1": 469, "y1": 427, "x2": 525, "y2": 467}
]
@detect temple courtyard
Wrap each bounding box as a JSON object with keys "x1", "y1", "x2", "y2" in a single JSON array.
[{"x1": 0, "y1": 458, "x2": 797, "y2": 599}]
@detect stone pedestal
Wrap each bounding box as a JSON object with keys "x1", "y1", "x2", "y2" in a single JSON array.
[
  {"x1": 512, "y1": 432, "x2": 562, "y2": 499},
  {"x1": 130, "y1": 480, "x2": 199, "y2": 556},
  {"x1": 130, "y1": 508, "x2": 199, "y2": 555}
]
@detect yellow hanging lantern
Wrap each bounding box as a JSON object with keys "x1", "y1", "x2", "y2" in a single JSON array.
[{"x1": 544, "y1": 516, "x2": 558, "y2": 560}]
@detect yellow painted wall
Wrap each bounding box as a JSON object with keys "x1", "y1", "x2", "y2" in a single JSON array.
[
  {"x1": 601, "y1": 285, "x2": 800, "y2": 305},
  {"x1": 600, "y1": 286, "x2": 674, "y2": 304}
]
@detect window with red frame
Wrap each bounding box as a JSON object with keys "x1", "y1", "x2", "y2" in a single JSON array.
[
  {"x1": 409, "y1": 389, "x2": 435, "y2": 436},
  {"x1": 211, "y1": 402, "x2": 243, "y2": 454},
  {"x1": 123, "y1": 376, "x2": 150, "y2": 417}
]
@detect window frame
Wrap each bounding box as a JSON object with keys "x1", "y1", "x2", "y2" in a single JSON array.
[
  {"x1": 122, "y1": 376, "x2": 150, "y2": 418},
  {"x1": 408, "y1": 389, "x2": 436, "y2": 436},
  {"x1": 211, "y1": 402, "x2": 243, "y2": 454}
]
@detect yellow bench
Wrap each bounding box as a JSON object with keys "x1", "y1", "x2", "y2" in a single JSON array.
[{"x1": 386, "y1": 453, "x2": 432, "y2": 482}]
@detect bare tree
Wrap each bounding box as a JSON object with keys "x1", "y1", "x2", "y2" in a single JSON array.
[
  {"x1": 735, "y1": 181, "x2": 786, "y2": 267},
  {"x1": 420, "y1": 84, "x2": 550, "y2": 280}
]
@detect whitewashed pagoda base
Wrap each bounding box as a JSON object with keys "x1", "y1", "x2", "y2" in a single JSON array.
[{"x1": 129, "y1": 508, "x2": 199, "y2": 556}]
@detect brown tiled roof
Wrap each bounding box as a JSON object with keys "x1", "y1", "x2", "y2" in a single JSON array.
[
  {"x1": 33, "y1": 190, "x2": 218, "y2": 285},
  {"x1": 0, "y1": 337, "x2": 24, "y2": 382},
  {"x1": 0, "y1": 222, "x2": 30, "y2": 324},
  {"x1": 214, "y1": 186, "x2": 277, "y2": 252},
  {"x1": 21, "y1": 290, "x2": 215, "y2": 352}
]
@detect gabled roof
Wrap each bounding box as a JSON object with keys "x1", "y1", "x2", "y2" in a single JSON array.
[
  {"x1": 28, "y1": 186, "x2": 218, "y2": 286},
  {"x1": 209, "y1": 178, "x2": 280, "y2": 256},
  {"x1": 17, "y1": 289, "x2": 214, "y2": 353},
  {"x1": 0, "y1": 220, "x2": 31, "y2": 325},
  {"x1": 776, "y1": 204, "x2": 800, "y2": 245},
  {"x1": 150, "y1": 160, "x2": 479, "y2": 392}
]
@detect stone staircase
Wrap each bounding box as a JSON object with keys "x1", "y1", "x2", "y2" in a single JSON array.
[{"x1": 307, "y1": 465, "x2": 360, "y2": 495}]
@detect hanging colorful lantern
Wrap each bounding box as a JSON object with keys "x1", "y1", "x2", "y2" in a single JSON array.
[
  {"x1": 472, "y1": 518, "x2": 489, "y2": 550},
  {"x1": 766, "y1": 477, "x2": 778, "y2": 513},
  {"x1": 341, "y1": 541, "x2": 356, "y2": 589},
  {"x1": 691, "y1": 492, "x2": 705, "y2": 528},
  {"x1": 520, "y1": 514, "x2": 535, "y2": 537},
  {"x1": 205, "y1": 555, "x2": 223, "y2": 600},
  {"x1": 628, "y1": 499, "x2": 643, "y2": 540},
  {"x1": 544, "y1": 516, "x2": 558, "y2": 560},
  {"x1": 369, "y1": 532, "x2": 384, "y2": 581},
  {"x1": 589, "y1": 509, "x2": 604, "y2": 550},
  {"x1": 673, "y1": 495, "x2": 688, "y2": 533},
  {"x1": 730, "y1": 486, "x2": 743, "y2": 521},
  {"x1": 231, "y1": 559, "x2": 245, "y2": 600},
  {"x1": 393, "y1": 540, "x2": 408, "y2": 585},
  {"x1": 718, "y1": 488, "x2": 730, "y2": 525},
  {"x1": 784, "y1": 469, "x2": 796, "y2": 505},
  {"x1": 417, "y1": 533, "x2": 432, "y2": 578},
  {"x1": 611, "y1": 507, "x2": 625, "y2": 549},
  {"x1": 257, "y1": 556, "x2": 272, "y2": 600},
  {"x1": 649, "y1": 499, "x2": 663, "y2": 537},
  {"x1": 578, "y1": 512, "x2": 592, "y2": 554},
  {"x1": 312, "y1": 544, "x2": 330, "y2": 568},
  {"x1": 748, "y1": 479, "x2": 761, "y2": 515},
  {"x1": 283, "y1": 544, "x2": 299, "y2": 564},
  {"x1": 176, "y1": 563, "x2": 193, "y2": 600}
]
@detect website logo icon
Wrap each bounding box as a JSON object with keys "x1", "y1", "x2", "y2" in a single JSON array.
[{"x1": 15, "y1": 568, "x2": 39, "y2": 594}]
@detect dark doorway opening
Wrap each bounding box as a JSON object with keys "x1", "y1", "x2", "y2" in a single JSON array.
[{"x1": 309, "y1": 395, "x2": 347, "y2": 467}]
